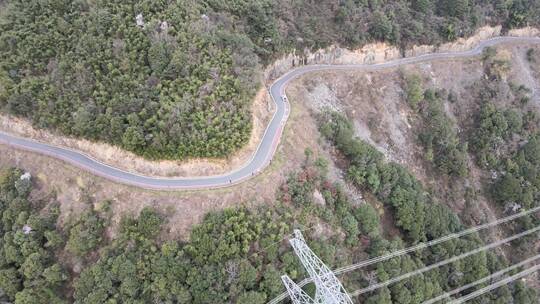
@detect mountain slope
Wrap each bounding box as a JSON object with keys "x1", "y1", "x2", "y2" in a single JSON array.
[{"x1": 2, "y1": 0, "x2": 540, "y2": 160}]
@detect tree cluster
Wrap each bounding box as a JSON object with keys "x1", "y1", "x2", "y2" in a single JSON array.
[
  {"x1": 319, "y1": 111, "x2": 538, "y2": 303},
  {"x1": 0, "y1": 0, "x2": 257, "y2": 159},
  {"x1": 472, "y1": 102, "x2": 523, "y2": 169},
  {"x1": 403, "y1": 76, "x2": 469, "y2": 178},
  {"x1": 0, "y1": 162, "x2": 537, "y2": 303},
  {"x1": 492, "y1": 137, "x2": 540, "y2": 211},
  {"x1": 0, "y1": 169, "x2": 68, "y2": 303}
]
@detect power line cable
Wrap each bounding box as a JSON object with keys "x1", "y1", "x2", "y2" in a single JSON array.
[
  {"x1": 422, "y1": 253, "x2": 540, "y2": 304},
  {"x1": 448, "y1": 264, "x2": 540, "y2": 304},
  {"x1": 348, "y1": 225, "x2": 540, "y2": 297},
  {"x1": 334, "y1": 206, "x2": 540, "y2": 275},
  {"x1": 267, "y1": 206, "x2": 540, "y2": 304}
]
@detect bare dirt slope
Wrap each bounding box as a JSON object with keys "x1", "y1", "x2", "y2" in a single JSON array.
[{"x1": 286, "y1": 42, "x2": 540, "y2": 231}]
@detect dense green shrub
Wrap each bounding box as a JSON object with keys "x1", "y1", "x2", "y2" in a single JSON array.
[
  {"x1": 320, "y1": 111, "x2": 428, "y2": 241},
  {"x1": 0, "y1": 169, "x2": 68, "y2": 303},
  {"x1": 488, "y1": 137, "x2": 540, "y2": 210},
  {"x1": 353, "y1": 204, "x2": 381, "y2": 237},
  {"x1": 472, "y1": 102, "x2": 524, "y2": 169},
  {"x1": 66, "y1": 209, "x2": 105, "y2": 257},
  {"x1": 420, "y1": 89, "x2": 468, "y2": 177},
  {"x1": 402, "y1": 81, "x2": 470, "y2": 177},
  {"x1": 0, "y1": 0, "x2": 256, "y2": 160},
  {"x1": 403, "y1": 73, "x2": 424, "y2": 110}
]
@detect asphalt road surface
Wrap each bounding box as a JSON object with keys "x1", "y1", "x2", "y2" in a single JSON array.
[{"x1": 1, "y1": 36, "x2": 539, "y2": 190}]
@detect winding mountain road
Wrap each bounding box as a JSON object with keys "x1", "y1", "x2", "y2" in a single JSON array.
[{"x1": 1, "y1": 36, "x2": 539, "y2": 190}]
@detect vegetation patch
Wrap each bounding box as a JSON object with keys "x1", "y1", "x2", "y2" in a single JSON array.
[
  {"x1": 0, "y1": 146, "x2": 537, "y2": 303},
  {"x1": 319, "y1": 111, "x2": 538, "y2": 303},
  {"x1": 402, "y1": 72, "x2": 469, "y2": 177}
]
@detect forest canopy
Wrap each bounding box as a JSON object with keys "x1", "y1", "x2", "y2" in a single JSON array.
[
  {"x1": 0, "y1": 149, "x2": 537, "y2": 303},
  {"x1": 2, "y1": 0, "x2": 540, "y2": 159}
]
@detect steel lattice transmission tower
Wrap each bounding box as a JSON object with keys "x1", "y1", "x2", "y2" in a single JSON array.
[
  {"x1": 282, "y1": 229, "x2": 354, "y2": 304},
  {"x1": 281, "y1": 275, "x2": 315, "y2": 304}
]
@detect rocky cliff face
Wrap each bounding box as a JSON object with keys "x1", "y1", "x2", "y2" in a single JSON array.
[{"x1": 264, "y1": 25, "x2": 540, "y2": 82}]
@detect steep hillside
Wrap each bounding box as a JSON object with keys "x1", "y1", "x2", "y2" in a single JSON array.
[
  {"x1": 2, "y1": 0, "x2": 540, "y2": 160},
  {"x1": 0, "y1": 40, "x2": 538, "y2": 304},
  {"x1": 288, "y1": 43, "x2": 540, "y2": 228}
]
